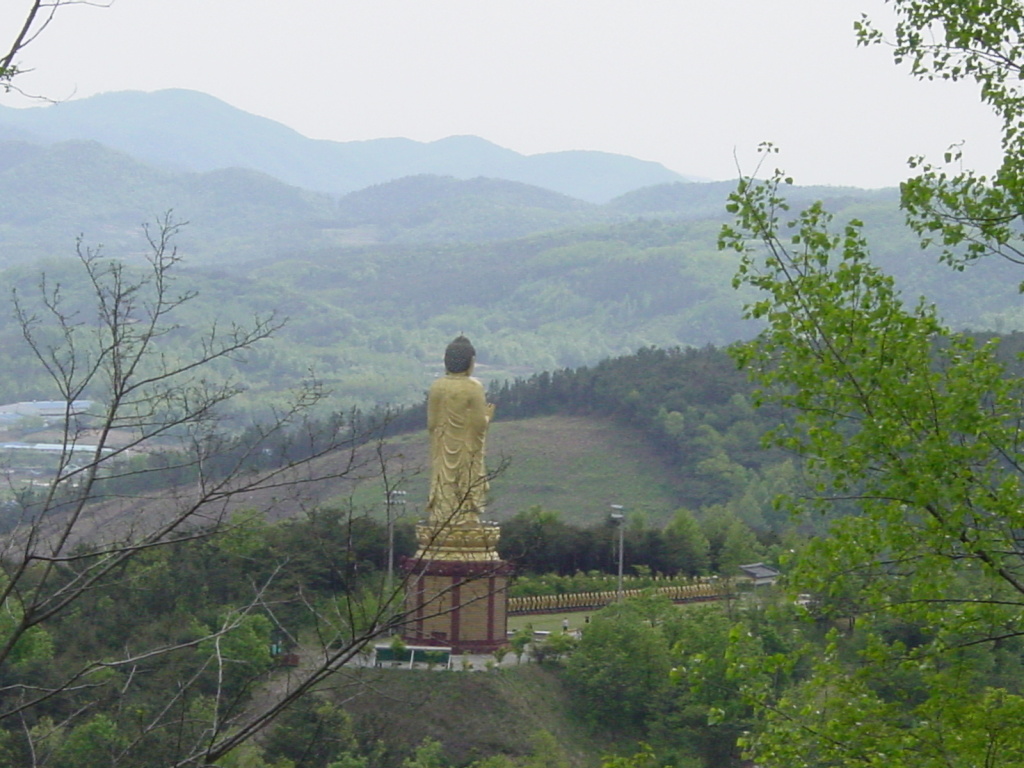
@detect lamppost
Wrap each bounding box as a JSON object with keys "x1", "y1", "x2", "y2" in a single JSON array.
[
  {"x1": 610, "y1": 504, "x2": 625, "y2": 601},
  {"x1": 386, "y1": 489, "x2": 407, "y2": 591}
]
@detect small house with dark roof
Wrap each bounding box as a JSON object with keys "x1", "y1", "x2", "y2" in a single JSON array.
[{"x1": 738, "y1": 562, "x2": 780, "y2": 587}]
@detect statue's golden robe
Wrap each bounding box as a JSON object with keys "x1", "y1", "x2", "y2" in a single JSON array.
[{"x1": 426, "y1": 372, "x2": 493, "y2": 527}]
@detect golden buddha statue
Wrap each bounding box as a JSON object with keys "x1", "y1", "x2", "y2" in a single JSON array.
[
  {"x1": 426, "y1": 336, "x2": 494, "y2": 528},
  {"x1": 404, "y1": 337, "x2": 509, "y2": 652}
]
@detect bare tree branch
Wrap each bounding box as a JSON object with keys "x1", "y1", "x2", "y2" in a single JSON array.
[{"x1": 1, "y1": 1, "x2": 111, "y2": 90}]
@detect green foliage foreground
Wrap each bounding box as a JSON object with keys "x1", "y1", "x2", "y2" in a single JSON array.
[
  {"x1": 724, "y1": 165, "x2": 1024, "y2": 767},
  {"x1": 715, "y1": 1, "x2": 1024, "y2": 766}
]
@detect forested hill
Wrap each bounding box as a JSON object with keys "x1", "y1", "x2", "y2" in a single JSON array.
[
  {"x1": 473, "y1": 335, "x2": 1024, "y2": 530},
  {"x1": 2, "y1": 121, "x2": 1023, "y2": 419},
  {"x1": 486, "y1": 345, "x2": 794, "y2": 529}
]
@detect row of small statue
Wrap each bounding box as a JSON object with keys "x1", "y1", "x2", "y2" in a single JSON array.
[{"x1": 506, "y1": 581, "x2": 731, "y2": 614}]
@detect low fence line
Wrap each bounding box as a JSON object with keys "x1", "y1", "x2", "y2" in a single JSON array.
[{"x1": 507, "y1": 580, "x2": 733, "y2": 615}]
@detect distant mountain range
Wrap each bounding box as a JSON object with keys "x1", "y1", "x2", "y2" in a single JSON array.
[
  {"x1": 4, "y1": 86, "x2": 1011, "y2": 420},
  {"x1": 0, "y1": 89, "x2": 689, "y2": 203},
  {"x1": 0, "y1": 126, "x2": 895, "y2": 266}
]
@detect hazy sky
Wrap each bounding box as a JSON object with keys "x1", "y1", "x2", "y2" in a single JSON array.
[{"x1": 2, "y1": 0, "x2": 1003, "y2": 189}]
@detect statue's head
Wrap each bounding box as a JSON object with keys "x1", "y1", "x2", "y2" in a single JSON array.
[{"x1": 444, "y1": 335, "x2": 476, "y2": 374}]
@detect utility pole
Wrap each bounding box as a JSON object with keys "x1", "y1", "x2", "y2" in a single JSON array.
[
  {"x1": 610, "y1": 504, "x2": 625, "y2": 601},
  {"x1": 386, "y1": 489, "x2": 407, "y2": 592}
]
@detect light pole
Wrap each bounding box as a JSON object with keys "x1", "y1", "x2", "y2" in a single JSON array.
[
  {"x1": 386, "y1": 489, "x2": 407, "y2": 591},
  {"x1": 610, "y1": 504, "x2": 625, "y2": 601}
]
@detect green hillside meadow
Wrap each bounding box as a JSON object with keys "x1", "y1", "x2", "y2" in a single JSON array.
[{"x1": 342, "y1": 416, "x2": 681, "y2": 526}]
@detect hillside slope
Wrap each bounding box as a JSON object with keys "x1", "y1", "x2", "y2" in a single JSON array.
[
  {"x1": 334, "y1": 174, "x2": 603, "y2": 242},
  {"x1": 0, "y1": 138, "x2": 336, "y2": 264},
  {"x1": 334, "y1": 665, "x2": 604, "y2": 767},
  {"x1": 25, "y1": 415, "x2": 683, "y2": 546},
  {"x1": 339, "y1": 415, "x2": 683, "y2": 526}
]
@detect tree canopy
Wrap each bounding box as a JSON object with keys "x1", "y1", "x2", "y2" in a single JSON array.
[{"x1": 720, "y1": 1, "x2": 1024, "y2": 765}]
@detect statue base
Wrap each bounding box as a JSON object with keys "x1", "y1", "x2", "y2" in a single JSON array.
[
  {"x1": 413, "y1": 520, "x2": 501, "y2": 562},
  {"x1": 401, "y1": 554, "x2": 512, "y2": 654}
]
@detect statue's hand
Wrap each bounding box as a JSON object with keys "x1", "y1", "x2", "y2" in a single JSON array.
[{"x1": 486, "y1": 403, "x2": 496, "y2": 420}]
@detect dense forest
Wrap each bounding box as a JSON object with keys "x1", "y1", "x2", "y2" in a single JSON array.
[
  {"x1": 0, "y1": 150, "x2": 1022, "y2": 416},
  {"x1": 0, "y1": 481, "x2": 774, "y2": 767},
  {"x1": 25, "y1": 227, "x2": 1024, "y2": 419}
]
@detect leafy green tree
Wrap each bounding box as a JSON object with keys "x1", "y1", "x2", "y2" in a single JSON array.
[
  {"x1": 262, "y1": 697, "x2": 364, "y2": 768},
  {"x1": 700, "y1": 506, "x2": 762, "y2": 575},
  {"x1": 492, "y1": 645, "x2": 510, "y2": 666},
  {"x1": 54, "y1": 714, "x2": 127, "y2": 768},
  {"x1": 0, "y1": 578, "x2": 52, "y2": 668},
  {"x1": 498, "y1": 506, "x2": 581, "y2": 574},
  {"x1": 565, "y1": 602, "x2": 672, "y2": 732},
  {"x1": 462, "y1": 732, "x2": 568, "y2": 768},
  {"x1": 724, "y1": 161, "x2": 1024, "y2": 766},
  {"x1": 217, "y1": 742, "x2": 296, "y2": 768},
  {"x1": 509, "y1": 626, "x2": 532, "y2": 664},
  {"x1": 522, "y1": 730, "x2": 570, "y2": 768},
  {"x1": 626, "y1": 590, "x2": 678, "y2": 630},
  {"x1": 662, "y1": 509, "x2": 710, "y2": 576},
  {"x1": 660, "y1": 605, "x2": 765, "y2": 768},
  {"x1": 716, "y1": 517, "x2": 764, "y2": 577},
  {"x1": 857, "y1": 1, "x2": 1024, "y2": 273},
  {"x1": 196, "y1": 613, "x2": 274, "y2": 699},
  {"x1": 401, "y1": 738, "x2": 446, "y2": 768},
  {"x1": 599, "y1": 743, "x2": 670, "y2": 768},
  {"x1": 529, "y1": 629, "x2": 577, "y2": 664},
  {"x1": 718, "y1": 2, "x2": 1024, "y2": 764},
  {"x1": 466, "y1": 757, "x2": 517, "y2": 768}
]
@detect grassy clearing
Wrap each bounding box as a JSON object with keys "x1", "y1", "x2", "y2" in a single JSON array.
[
  {"x1": 489, "y1": 416, "x2": 680, "y2": 526},
  {"x1": 337, "y1": 415, "x2": 681, "y2": 527},
  {"x1": 508, "y1": 611, "x2": 593, "y2": 635}
]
